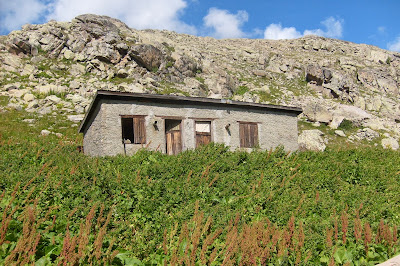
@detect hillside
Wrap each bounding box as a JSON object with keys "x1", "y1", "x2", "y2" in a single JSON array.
[
  {"x1": 0, "y1": 106, "x2": 400, "y2": 264},
  {"x1": 0, "y1": 14, "x2": 400, "y2": 150}
]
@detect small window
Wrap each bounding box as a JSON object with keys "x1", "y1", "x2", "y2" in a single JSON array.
[
  {"x1": 195, "y1": 121, "x2": 211, "y2": 147},
  {"x1": 121, "y1": 116, "x2": 146, "y2": 144},
  {"x1": 239, "y1": 122, "x2": 258, "y2": 148}
]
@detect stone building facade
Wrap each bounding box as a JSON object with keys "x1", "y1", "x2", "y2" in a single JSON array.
[{"x1": 79, "y1": 90, "x2": 302, "y2": 156}]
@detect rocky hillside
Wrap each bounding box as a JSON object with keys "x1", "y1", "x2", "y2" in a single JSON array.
[{"x1": 1, "y1": 14, "x2": 399, "y2": 150}]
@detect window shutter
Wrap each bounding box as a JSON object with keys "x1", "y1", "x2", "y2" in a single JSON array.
[
  {"x1": 239, "y1": 122, "x2": 258, "y2": 148},
  {"x1": 133, "y1": 117, "x2": 146, "y2": 144},
  {"x1": 249, "y1": 123, "x2": 258, "y2": 147}
]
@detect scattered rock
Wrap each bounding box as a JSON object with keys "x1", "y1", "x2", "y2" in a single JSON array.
[
  {"x1": 40, "y1": 129, "x2": 51, "y2": 136},
  {"x1": 335, "y1": 130, "x2": 346, "y2": 137},
  {"x1": 381, "y1": 137, "x2": 399, "y2": 150},
  {"x1": 23, "y1": 93, "x2": 35, "y2": 102},
  {"x1": 23, "y1": 119, "x2": 36, "y2": 123},
  {"x1": 253, "y1": 70, "x2": 267, "y2": 77},
  {"x1": 116, "y1": 68, "x2": 128, "y2": 78},
  {"x1": 298, "y1": 129, "x2": 326, "y2": 151},
  {"x1": 349, "y1": 128, "x2": 379, "y2": 141},
  {"x1": 46, "y1": 95, "x2": 62, "y2": 103},
  {"x1": 67, "y1": 114, "x2": 85, "y2": 122},
  {"x1": 7, "y1": 103, "x2": 23, "y2": 111}
]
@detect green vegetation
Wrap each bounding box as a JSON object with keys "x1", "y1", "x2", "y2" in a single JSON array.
[
  {"x1": 156, "y1": 81, "x2": 189, "y2": 96},
  {"x1": 0, "y1": 108, "x2": 399, "y2": 265},
  {"x1": 338, "y1": 119, "x2": 356, "y2": 131},
  {"x1": 109, "y1": 76, "x2": 135, "y2": 85},
  {"x1": 235, "y1": 85, "x2": 249, "y2": 96},
  {"x1": 195, "y1": 76, "x2": 205, "y2": 84}
]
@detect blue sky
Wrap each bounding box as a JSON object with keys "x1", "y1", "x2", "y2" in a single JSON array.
[{"x1": 1, "y1": 0, "x2": 400, "y2": 51}]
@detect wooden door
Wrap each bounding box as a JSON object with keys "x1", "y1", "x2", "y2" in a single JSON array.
[
  {"x1": 195, "y1": 121, "x2": 211, "y2": 148},
  {"x1": 165, "y1": 120, "x2": 182, "y2": 155}
]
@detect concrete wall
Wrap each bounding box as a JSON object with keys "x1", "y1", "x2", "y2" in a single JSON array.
[{"x1": 83, "y1": 98, "x2": 299, "y2": 156}]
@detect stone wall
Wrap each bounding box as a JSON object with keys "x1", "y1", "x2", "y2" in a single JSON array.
[{"x1": 83, "y1": 98, "x2": 299, "y2": 156}]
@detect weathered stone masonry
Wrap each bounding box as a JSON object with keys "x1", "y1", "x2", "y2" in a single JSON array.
[{"x1": 79, "y1": 90, "x2": 302, "y2": 156}]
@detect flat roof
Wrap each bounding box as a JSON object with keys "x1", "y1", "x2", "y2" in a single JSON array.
[{"x1": 78, "y1": 90, "x2": 302, "y2": 133}]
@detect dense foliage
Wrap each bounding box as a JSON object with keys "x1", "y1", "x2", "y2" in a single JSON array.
[{"x1": 0, "y1": 109, "x2": 399, "y2": 265}]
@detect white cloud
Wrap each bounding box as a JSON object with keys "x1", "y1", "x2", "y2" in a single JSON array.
[
  {"x1": 264, "y1": 23, "x2": 301, "y2": 40},
  {"x1": 378, "y1": 26, "x2": 386, "y2": 34},
  {"x1": 388, "y1": 37, "x2": 400, "y2": 52},
  {"x1": 203, "y1": 8, "x2": 248, "y2": 39},
  {"x1": 304, "y1": 17, "x2": 343, "y2": 38},
  {"x1": 264, "y1": 17, "x2": 343, "y2": 40},
  {"x1": 0, "y1": 0, "x2": 47, "y2": 33},
  {"x1": 46, "y1": 0, "x2": 196, "y2": 34}
]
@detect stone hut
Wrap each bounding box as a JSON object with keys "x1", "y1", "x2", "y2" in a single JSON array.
[{"x1": 78, "y1": 90, "x2": 302, "y2": 156}]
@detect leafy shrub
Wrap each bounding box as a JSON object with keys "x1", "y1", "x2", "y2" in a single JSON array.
[
  {"x1": 0, "y1": 109, "x2": 399, "y2": 264},
  {"x1": 338, "y1": 119, "x2": 355, "y2": 131}
]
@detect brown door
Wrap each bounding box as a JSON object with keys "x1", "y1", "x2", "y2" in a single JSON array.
[
  {"x1": 196, "y1": 132, "x2": 211, "y2": 147},
  {"x1": 195, "y1": 121, "x2": 212, "y2": 148},
  {"x1": 165, "y1": 120, "x2": 182, "y2": 155}
]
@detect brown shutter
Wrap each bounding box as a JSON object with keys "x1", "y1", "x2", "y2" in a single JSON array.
[
  {"x1": 239, "y1": 123, "x2": 245, "y2": 147},
  {"x1": 249, "y1": 123, "x2": 258, "y2": 147},
  {"x1": 239, "y1": 122, "x2": 258, "y2": 148},
  {"x1": 133, "y1": 117, "x2": 146, "y2": 144}
]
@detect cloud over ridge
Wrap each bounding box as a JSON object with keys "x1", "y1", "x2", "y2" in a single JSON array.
[
  {"x1": 388, "y1": 36, "x2": 400, "y2": 52},
  {"x1": 264, "y1": 17, "x2": 344, "y2": 40},
  {"x1": 0, "y1": 0, "x2": 196, "y2": 35},
  {"x1": 203, "y1": 8, "x2": 248, "y2": 39}
]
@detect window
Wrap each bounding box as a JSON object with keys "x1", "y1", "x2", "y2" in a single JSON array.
[
  {"x1": 121, "y1": 116, "x2": 146, "y2": 144},
  {"x1": 239, "y1": 122, "x2": 258, "y2": 148},
  {"x1": 195, "y1": 121, "x2": 211, "y2": 147}
]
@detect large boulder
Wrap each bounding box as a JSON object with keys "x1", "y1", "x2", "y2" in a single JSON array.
[
  {"x1": 173, "y1": 54, "x2": 200, "y2": 77},
  {"x1": 74, "y1": 14, "x2": 121, "y2": 39},
  {"x1": 333, "y1": 105, "x2": 371, "y2": 123},
  {"x1": 129, "y1": 44, "x2": 164, "y2": 71},
  {"x1": 298, "y1": 130, "x2": 326, "y2": 151},
  {"x1": 303, "y1": 102, "x2": 332, "y2": 123}
]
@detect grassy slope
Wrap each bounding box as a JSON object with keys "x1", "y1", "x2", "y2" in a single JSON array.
[{"x1": 0, "y1": 107, "x2": 399, "y2": 264}]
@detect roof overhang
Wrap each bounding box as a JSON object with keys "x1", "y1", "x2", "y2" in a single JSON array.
[{"x1": 78, "y1": 90, "x2": 303, "y2": 133}]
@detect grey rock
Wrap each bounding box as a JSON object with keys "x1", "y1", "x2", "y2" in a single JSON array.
[
  {"x1": 335, "y1": 130, "x2": 346, "y2": 137},
  {"x1": 129, "y1": 44, "x2": 164, "y2": 71},
  {"x1": 381, "y1": 137, "x2": 399, "y2": 150},
  {"x1": 253, "y1": 70, "x2": 267, "y2": 77},
  {"x1": 7, "y1": 103, "x2": 23, "y2": 111},
  {"x1": 350, "y1": 128, "x2": 379, "y2": 141},
  {"x1": 69, "y1": 80, "x2": 81, "y2": 89},
  {"x1": 41, "y1": 129, "x2": 51, "y2": 136},
  {"x1": 23, "y1": 93, "x2": 35, "y2": 102},
  {"x1": 116, "y1": 68, "x2": 128, "y2": 78},
  {"x1": 303, "y1": 102, "x2": 332, "y2": 123},
  {"x1": 63, "y1": 49, "x2": 75, "y2": 60},
  {"x1": 298, "y1": 129, "x2": 326, "y2": 151},
  {"x1": 46, "y1": 95, "x2": 61, "y2": 103},
  {"x1": 67, "y1": 114, "x2": 85, "y2": 122},
  {"x1": 23, "y1": 119, "x2": 36, "y2": 123}
]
